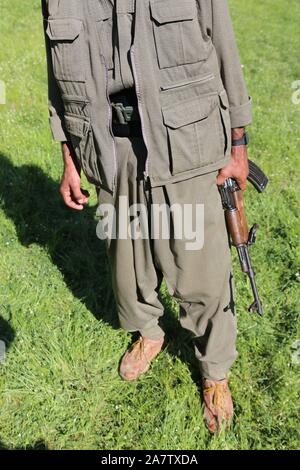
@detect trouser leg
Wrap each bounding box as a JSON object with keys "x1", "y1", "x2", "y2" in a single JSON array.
[
  {"x1": 98, "y1": 136, "x2": 237, "y2": 377},
  {"x1": 151, "y1": 171, "x2": 238, "y2": 380},
  {"x1": 97, "y1": 136, "x2": 164, "y2": 340}
]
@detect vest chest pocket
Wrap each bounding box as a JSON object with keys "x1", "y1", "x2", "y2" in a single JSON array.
[
  {"x1": 150, "y1": 0, "x2": 208, "y2": 69},
  {"x1": 96, "y1": 10, "x2": 114, "y2": 71},
  {"x1": 46, "y1": 18, "x2": 86, "y2": 82}
]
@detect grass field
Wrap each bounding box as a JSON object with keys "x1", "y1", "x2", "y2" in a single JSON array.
[{"x1": 0, "y1": 0, "x2": 299, "y2": 450}]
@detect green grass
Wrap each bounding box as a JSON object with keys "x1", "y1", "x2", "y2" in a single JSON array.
[{"x1": 0, "y1": 0, "x2": 299, "y2": 450}]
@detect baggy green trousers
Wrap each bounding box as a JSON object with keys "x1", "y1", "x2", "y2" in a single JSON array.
[{"x1": 98, "y1": 136, "x2": 238, "y2": 381}]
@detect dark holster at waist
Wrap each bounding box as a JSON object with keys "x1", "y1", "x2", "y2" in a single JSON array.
[{"x1": 110, "y1": 88, "x2": 142, "y2": 137}]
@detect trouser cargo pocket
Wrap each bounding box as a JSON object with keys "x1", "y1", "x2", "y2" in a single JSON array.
[
  {"x1": 64, "y1": 114, "x2": 102, "y2": 186},
  {"x1": 162, "y1": 91, "x2": 231, "y2": 175}
]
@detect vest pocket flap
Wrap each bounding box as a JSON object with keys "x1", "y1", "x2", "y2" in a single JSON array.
[
  {"x1": 46, "y1": 18, "x2": 83, "y2": 41},
  {"x1": 162, "y1": 94, "x2": 219, "y2": 129},
  {"x1": 150, "y1": 0, "x2": 197, "y2": 24},
  {"x1": 64, "y1": 115, "x2": 90, "y2": 138}
]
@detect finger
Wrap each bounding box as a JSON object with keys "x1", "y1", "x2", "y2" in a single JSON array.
[
  {"x1": 60, "y1": 185, "x2": 84, "y2": 210},
  {"x1": 81, "y1": 189, "x2": 90, "y2": 198},
  {"x1": 216, "y1": 171, "x2": 230, "y2": 186},
  {"x1": 71, "y1": 185, "x2": 88, "y2": 205},
  {"x1": 236, "y1": 177, "x2": 247, "y2": 191},
  {"x1": 61, "y1": 193, "x2": 84, "y2": 210},
  {"x1": 216, "y1": 174, "x2": 225, "y2": 186},
  {"x1": 79, "y1": 189, "x2": 90, "y2": 205},
  {"x1": 66, "y1": 201, "x2": 84, "y2": 211}
]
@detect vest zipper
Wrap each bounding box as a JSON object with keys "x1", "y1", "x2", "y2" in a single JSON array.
[
  {"x1": 160, "y1": 73, "x2": 215, "y2": 91},
  {"x1": 101, "y1": 54, "x2": 117, "y2": 190},
  {"x1": 130, "y1": 45, "x2": 149, "y2": 180}
]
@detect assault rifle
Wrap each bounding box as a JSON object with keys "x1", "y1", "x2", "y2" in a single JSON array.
[{"x1": 218, "y1": 160, "x2": 269, "y2": 316}]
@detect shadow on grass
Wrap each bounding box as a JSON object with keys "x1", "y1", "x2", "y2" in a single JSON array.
[
  {"x1": 0, "y1": 439, "x2": 48, "y2": 450},
  {"x1": 0, "y1": 317, "x2": 15, "y2": 345},
  {"x1": 0, "y1": 316, "x2": 15, "y2": 362},
  {"x1": 0, "y1": 152, "x2": 117, "y2": 329},
  {"x1": 160, "y1": 310, "x2": 201, "y2": 388},
  {"x1": 0, "y1": 153, "x2": 201, "y2": 387}
]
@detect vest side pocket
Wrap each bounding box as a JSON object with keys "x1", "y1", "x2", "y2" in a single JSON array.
[{"x1": 64, "y1": 114, "x2": 102, "y2": 186}]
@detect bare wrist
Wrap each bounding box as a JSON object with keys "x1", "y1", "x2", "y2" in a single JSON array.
[
  {"x1": 231, "y1": 127, "x2": 245, "y2": 140},
  {"x1": 61, "y1": 142, "x2": 74, "y2": 166},
  {"x1": 61, "y1": 142, "x2": 81, "y2": 175}
]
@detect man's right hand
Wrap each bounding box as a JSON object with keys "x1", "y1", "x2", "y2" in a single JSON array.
[{"x1": 60, "y1": 142, "x2": 90, "y2": 211}]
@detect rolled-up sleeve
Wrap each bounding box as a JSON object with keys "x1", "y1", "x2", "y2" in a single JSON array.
[
  {"x1": 210, "y1": 0, "x2": 252, "y2": 128},
  {"x1": 41, "y1": 1, "x2": 68, "y2": 141}
]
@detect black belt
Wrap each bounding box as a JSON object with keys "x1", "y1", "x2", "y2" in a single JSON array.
[
  {"x1": 110, "y1": 88, "x2": 138, "y2": 106},
  {"x1": 112, "y1": 121, "x2": 142, "y2": 137}
]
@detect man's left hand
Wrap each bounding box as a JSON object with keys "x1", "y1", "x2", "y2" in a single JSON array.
[{"x1": 216, "y1": 128, "x2": 249, "y2": 191}]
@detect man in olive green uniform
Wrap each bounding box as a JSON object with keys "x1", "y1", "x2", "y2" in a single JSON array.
[{"x1": 42, "y1": 0, "x2": 251, "y2": 432}]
